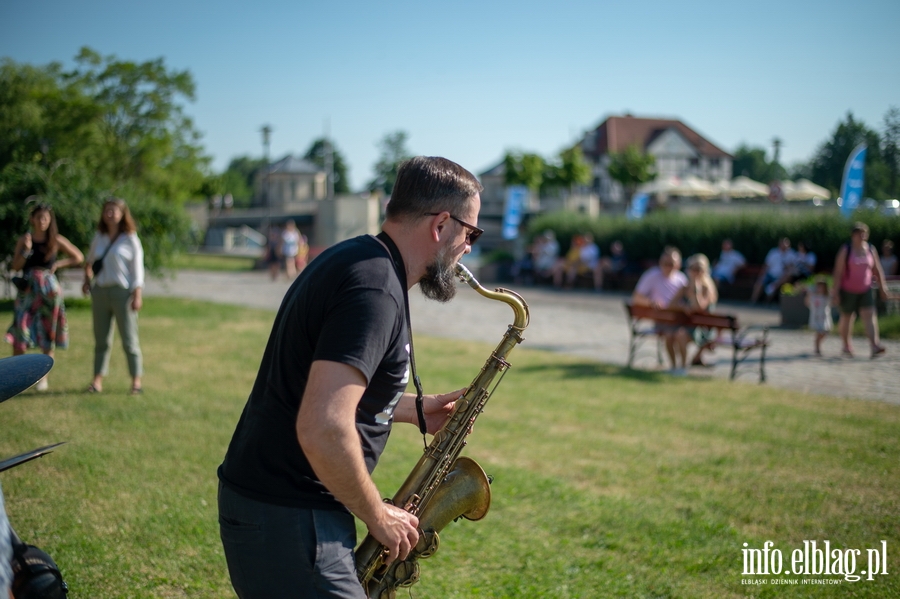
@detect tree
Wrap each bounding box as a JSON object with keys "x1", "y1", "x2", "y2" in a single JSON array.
[
  {"x1": 731, "y1": 144, "x2": 786, "y2": 182},
  {"x1": 606, "y1": 145, "x2": 656, "y2": 203},
  {"x1": 883, "y1": 106, "x2": 900, "y2": 199},
  {"x1": 503, "y1": 151, "x2": 546, "y2": 191},
  {"x1": 0, "y1": 49, "x2": 208, "y2": 268},
  {"x1": 66, "y1": 47, "x2": 210, "y2": 202},
  {"x1": 217, "y1": 155, "x2": 267, "y2": 207},
  {"x1": 0, "y1": 60, "x2": 101, "y2": 169},
  {"x1": 542, "y1": 146, "x2": 591, "y2": 194},
  {"x1": 369, "y1": 131, "x2": 411, "y2": 195},
  {"x1": 809, "y1": 112, "x2": 888, "y2": 198},
  {"x1": 304, "y1": 138, "x2": 350, "y2": 194}
]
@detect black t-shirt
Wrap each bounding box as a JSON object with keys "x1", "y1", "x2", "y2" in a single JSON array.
[
  {"x1": 23, "y1": 240, "x2": 56, "y2": 271},
  {"x1": 218, "y1": 233, "x2": 410, "y2": 510}
]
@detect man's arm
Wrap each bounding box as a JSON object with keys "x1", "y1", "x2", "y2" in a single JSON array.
[
  {"x1": 631, "y1": 291, "x2": 652, "y2": 307},
  {"x1": 631, "y1": 272, "x2": 653, "y2": 306},
  {"x1": 296, "y1": 360, "x2": 419, "y2": 565},
  {"x1": 392, "y1": 390, "x2": 460, "y2": 435},
  {"x1": 52, "y1": 234, "x2": 84, "y2": 271},
  {"x1": 9, "y1": 234, "x2": 30, "y2": 272}
]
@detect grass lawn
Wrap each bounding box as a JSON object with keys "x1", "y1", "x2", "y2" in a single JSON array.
[{"x1": 1, "y1": 298, "x2": 898, "y2": 598}]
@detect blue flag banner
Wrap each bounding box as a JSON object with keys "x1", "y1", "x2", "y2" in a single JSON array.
[
  {"x1": 840, "y1": 144, "x2": 867, "y2": 218},
  {"x1": 502, "y1": 185, "x2": 527, "y2": 240},
  {"x1": 628, "y1": 192, "x2": 649, "y2": 220}
]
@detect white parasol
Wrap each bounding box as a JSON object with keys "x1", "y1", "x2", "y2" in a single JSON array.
[
  {"x1": 719, "y1": 176, "x2": 770, "y2": 198},
  {"x1": 782, "y1": 179, "x2": 831, "y2": 201}
]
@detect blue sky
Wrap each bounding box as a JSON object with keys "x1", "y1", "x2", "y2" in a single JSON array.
[{"x1": 2, "y1": 0, "x2": 898, "y2": 191}]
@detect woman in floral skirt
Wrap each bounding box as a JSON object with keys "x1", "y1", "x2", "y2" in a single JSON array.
[{"x1": 5, "y1": 202, "x2": 84, "y2": 390}]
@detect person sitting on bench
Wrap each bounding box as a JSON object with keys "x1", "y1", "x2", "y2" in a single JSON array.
[
  {"x1": 668, "y1": 253, "x2": 718, "y2": 370},
  {"x1": 631, "y1": 246, "x2": 688, "y2": 371}
]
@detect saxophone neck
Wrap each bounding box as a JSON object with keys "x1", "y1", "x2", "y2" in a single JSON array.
[{"x1": 455, "y1": 263, "x2": 530, "y2": 330}]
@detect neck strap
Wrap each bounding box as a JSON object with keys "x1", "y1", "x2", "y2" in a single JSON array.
[{"x1": 375, "y1": 232, "x2": 428, "y2": 440}]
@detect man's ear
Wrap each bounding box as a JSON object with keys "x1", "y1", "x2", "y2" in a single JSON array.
[{"x1": 427, "y1": 212, "x2": 450, "y2": 244}]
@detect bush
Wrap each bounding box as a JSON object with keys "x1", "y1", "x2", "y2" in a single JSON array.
[{"x1": 527, "y1": 210, "x2": 900, "y2": 270}]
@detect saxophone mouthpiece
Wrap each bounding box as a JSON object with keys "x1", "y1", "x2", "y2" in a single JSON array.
[{"x1": 455, "y1": 262, "x2": 480, "y2": 290}]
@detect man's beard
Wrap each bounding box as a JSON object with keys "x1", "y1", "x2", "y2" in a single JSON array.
[{"x1": 419, "y1": 246, "x2": 458, "y2": 303}]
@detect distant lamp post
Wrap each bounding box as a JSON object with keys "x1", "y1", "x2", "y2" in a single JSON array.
[
  {"x1": 325, "y1": 137, "x2": 334, "y2": 201},
  {"x1": 323, "y1": 119, "x2": 334, "y2": 201},
  {"x1": 261, "y1": 124, "x2": 273, "y2": 231},
  {"x1": 261, "y1": 125, "x2": 272, "y2": 207}
]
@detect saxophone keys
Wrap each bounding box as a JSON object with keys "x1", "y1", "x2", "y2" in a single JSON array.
[
  {"x1": 415, "y1": 528, "x2": 440, "y2": 559},
  {"x1": 394, "y1": 560, "x2": 421, "y2": 588}
]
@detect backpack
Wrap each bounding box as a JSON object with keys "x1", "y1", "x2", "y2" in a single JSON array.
[{"x1": 841, "y1": 242, "x2": 876, "y2": 281}]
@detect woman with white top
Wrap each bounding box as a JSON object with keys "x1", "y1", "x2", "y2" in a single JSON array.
[{"x1": 82, "y1": 198, "x2": 145, "y2": 394}]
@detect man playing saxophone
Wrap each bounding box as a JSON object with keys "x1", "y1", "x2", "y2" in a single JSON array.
[{"x1": 217, "y1": 156, "x2": 485, "y2": 598}]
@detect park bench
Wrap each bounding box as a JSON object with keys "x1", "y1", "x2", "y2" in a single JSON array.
[{"x1": 624, "y1": 301, "x2": 770, "y2": 382}]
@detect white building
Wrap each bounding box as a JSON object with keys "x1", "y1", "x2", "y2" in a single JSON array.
[
  {"x1": 253, "y1": 155, "x2": 327, "y2": 208},
  {"x1": 579, "y1": 114, "x2": 733, "y2": 204}
]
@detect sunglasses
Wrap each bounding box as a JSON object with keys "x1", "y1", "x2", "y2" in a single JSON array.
[{"x1": 424, "y1": 212, "x2": 484, "y2": 245}]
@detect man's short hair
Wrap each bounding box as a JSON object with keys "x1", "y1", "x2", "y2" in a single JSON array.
[
  {"x1": 662, "y1": 246, "x2": 681, "y2": 260},
  {"x1": 385, "y1": 156, "x2": 482, "y2": 220}
]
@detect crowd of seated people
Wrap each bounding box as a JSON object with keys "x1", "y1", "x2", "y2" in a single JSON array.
[
  {"x1": 749, "y1": 237, "x2": 817, "y2": 304},
  {"x1": 512, "y1": 231, "x2": 849, "y2": 313},
  {"x1": 552, "y1": 233, "x2": 600, "y2": 289},
  {"x1": 514, "y1": 233, "x2": 632, "y2": 291},
  {"x1": 511, "y1": 230, "x2": 560, "y2": 285},
  {"x1": 750, "y1": 237, "x2": 795, "y2": 303},
  {"x1": 596, "y1": 240, "x2": 629, "y2": 289},
  {"x1": 711, "y1": 238, "x2": 746, "y2": 288}
]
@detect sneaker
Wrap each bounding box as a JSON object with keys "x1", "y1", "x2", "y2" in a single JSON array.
[
  {"x1": 36, "y1": 376, "x2": 49, "y2": 392},
  {"x1": 669, "y1": 368, "x2": 688, "y2": 377}
]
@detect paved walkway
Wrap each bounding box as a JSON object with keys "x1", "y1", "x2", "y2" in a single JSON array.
[{"x1": 142, "y1": 270, "x2": 900, "y2": 405}]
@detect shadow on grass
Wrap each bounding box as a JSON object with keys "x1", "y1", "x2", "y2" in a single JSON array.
[{"x1": 519, "y1": 360, "x2": 674, "y2": 383}]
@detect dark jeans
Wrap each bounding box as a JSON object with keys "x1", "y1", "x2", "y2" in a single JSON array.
[{"x1": 218, "y1": 482, "x2": 364, "y2": 599}]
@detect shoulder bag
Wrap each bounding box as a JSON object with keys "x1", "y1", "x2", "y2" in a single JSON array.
[{"x1": 92, "y1": 233, "x2": 120, "y2": 276}]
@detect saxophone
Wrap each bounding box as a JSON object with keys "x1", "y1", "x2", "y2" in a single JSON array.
[{"x1": 356, "y1": 262, "x2": 530, "y2": 598}]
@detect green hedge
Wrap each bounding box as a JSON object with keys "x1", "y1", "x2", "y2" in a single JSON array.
[{"x1": 527, "y1": 210, "x2": 900, "y2": 271}]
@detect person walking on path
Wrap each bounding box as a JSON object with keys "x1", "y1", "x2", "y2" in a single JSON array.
[
  {"x1": 5, "y1": 202, "x2": 84, "y2": 391},
  {"x1": 832, "y1": 222, "x2": 889, "y2": 359},
  {"x1": 264, "y1": 225, "x2": 282, "y2": 281},
  {"x1": 217, "y1": 156, "x2": 485, "y2": 598},
  {"x1": 280, "y1": 219, "x2": 302, "y2": 279},
  {"x1": 82, "y1": 198, "x2": 145, "y2": 394}
]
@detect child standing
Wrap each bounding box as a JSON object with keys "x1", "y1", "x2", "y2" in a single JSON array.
[{"x1": 805, "y1": 279, "x2": 833, "y2": 355}]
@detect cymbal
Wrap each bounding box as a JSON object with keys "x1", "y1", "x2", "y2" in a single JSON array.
[
  {"x1": 0, "y1": 442, "x2": 67, "y2": 473},
  {"x1": 0, "y1": 354, "x2": 54, "y2": 403}
]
